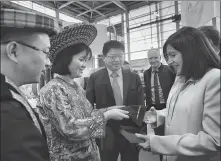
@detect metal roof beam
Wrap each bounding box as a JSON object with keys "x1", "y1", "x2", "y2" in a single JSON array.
[
  {"x1": 58, "y1": 1, "x2": 76, "y2": 9},
  {"x1": 76, "y1": 2, "x2": 112, "y2": 18},
  {"x1": 75, "y1": 10, "x2": 91, "y2": 17},
  {"x1": 112, "y1": 0, "x2": 127, "y2": 11},
  {"x1": 94, "y1": 2, "x2": 113, "y2": 10},
  {"x1": 94, "y1": 10, "x2": 105, "y2": 17},
  {"x1": 76, "y1": 1, "x2": 106, "y2": 17},
  {"x1": 76, "y1": 1, "x2": 92, "y2": 10}
]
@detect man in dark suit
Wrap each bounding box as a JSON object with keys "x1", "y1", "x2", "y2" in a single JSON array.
[
  {"x1": 143, "y1": 48, "x2": 175, "y2": 161},
  {"x1": 1, "y1": 9, "x2": 58, "y2": 161},
  {"x1": 86, "y1": 40, "x2": 144, "y2": 161}
]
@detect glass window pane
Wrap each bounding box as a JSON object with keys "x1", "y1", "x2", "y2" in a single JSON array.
[
  {"x1": 161, "y1": 1, "x2": 174, "y2": 9},
  {"x1": 161, "y1": 5, "x2": 175, "y2": 18},
  {"x1": 130, "y1": 16, "x2": 150, "y2": 28},
  {"x1": 150, "y1": 3, "x2": 156, "y2": 12},
  {"x1": 130, "y1": 31, "x2": 143, "y2": 39},
  {"x1": 178, "y1": 1, "x2": 182, "y2": 13},
  {"x1": 162, "y1": 29, "x2": 176, "y2": 43},
  {"x1": 130, "y1": 41, "x2": 147, "y2": 52},
  {"x1": 161, "y1": 22, "x2": 176, "y2": 32},
  {"x1": 130, "y1": 50, "x2": 148, "y2": 60},
  {"x1": 109, "y1": 14, "x2": 121, "y2": 25},
  {"x1": 125, "y1": 54, "x2": 129, "y2": 61},
  {"x1": 150, "y1": 24, "x2": 157, "y2": 35}
]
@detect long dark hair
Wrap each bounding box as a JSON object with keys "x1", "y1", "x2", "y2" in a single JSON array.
[{"x1": 163, "y1": 27, "x2": 220, "y2": 81}]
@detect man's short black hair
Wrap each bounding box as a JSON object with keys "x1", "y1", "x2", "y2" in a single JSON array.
[
  {"x1": 102, "y1": 40, "x2": 125, "y2": 56},
  {"x1": 51, "y1": 43, "x2": 92, "y2": 75}
]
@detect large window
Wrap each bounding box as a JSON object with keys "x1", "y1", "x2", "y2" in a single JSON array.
[
  {"x1": 127, "y1": 1, "x2": 181, "y2": 60},
  {"x1": 96, "y1": 2, "x2": 181, "y2": 61}
]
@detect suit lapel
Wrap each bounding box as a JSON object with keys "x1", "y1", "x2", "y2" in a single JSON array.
[
  {"x1": 157, "y1": 64, "x2": 163, "y2": 84},
  {"x1": 102, "y1": 68, "x2": 115, "y2": 102},
  {"x1": 147, "y1": 68, "x2": 152, "y2": 87},
  {"x1": 3, "y1": 77, "x2": 43, "y2": 134},
  {"x1": 122, "y1": 69, "x2": 130, "y2": 105}
]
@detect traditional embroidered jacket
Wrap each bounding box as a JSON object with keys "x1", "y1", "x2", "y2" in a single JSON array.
[{"x1": 36, "y1": 76, "x2": 107, "y2": 161}]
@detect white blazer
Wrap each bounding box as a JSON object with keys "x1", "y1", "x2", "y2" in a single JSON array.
[{"x1": 150, "y1": 68, "x2": 220, "y2": 161}]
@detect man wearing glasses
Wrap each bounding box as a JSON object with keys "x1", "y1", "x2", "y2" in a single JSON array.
[
  {"x1": 86, "y1": 40, "x2": 145, "y2": 161},
  {"x1": 1, "y1": 9, "x2": 59, "y2": 161}
]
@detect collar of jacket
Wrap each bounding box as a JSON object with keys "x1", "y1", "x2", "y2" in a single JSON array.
[
  {"x1": 0, "y1": 73, "x2": 42, "y2": 134},
  {"x1": 151, "y1": 63, "x2": 163, "y2": 73}
]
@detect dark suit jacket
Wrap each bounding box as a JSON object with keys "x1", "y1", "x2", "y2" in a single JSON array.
[
  {"x1": 1, "y1": 74, "x2": 50, "y2": 161},
  {"x1": 86, "y1": 68, "x2": 144, "y2": 109},
  {"x1": 86, "y1": 67, "x2": 145, "y2": 135},
  {"x1": 143, "y1": 64, "x2": 175, "y2": 107}
]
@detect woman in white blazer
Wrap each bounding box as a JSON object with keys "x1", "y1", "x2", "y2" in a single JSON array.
[{"x1": 136, "y1": 27, "x2": 220, "y2": 161}]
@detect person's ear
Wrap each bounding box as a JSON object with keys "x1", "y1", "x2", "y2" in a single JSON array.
[{"x1": 5, "y1": 41, "x2": 19, "y2": 63}]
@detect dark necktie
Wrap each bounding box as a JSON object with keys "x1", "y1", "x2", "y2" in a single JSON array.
[{"x1": 154, "y1": 71, "x2": 160, "y2": 105}]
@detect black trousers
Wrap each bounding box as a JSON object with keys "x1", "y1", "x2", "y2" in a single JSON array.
[{"x1": 97, "y1": 126, "x2": 139, "y2": 161}]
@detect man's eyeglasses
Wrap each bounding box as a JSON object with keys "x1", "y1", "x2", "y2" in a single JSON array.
[
  {"x1": 1, "y1": 41, "x2": 50, "y2": 57},
  {"x1": 107, "y1": 55, "x2": 124, "y2": 60}
]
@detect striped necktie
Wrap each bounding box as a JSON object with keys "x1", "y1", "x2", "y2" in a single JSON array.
[{"x1": 111, "y1": 72, "x2": 123, "y2": 105}]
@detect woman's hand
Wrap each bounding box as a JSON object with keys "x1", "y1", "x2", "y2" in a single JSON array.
[
  {"x1": 143, "y1": 107, "x2": 157, "y2": 124},
  {"x1": 104, "y1": 109, "x2": 129, "y2": 120},
  {"x1": 135, "y1": 133, "x2": 151, "y2": 151}
]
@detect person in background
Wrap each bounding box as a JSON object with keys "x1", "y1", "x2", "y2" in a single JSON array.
[
  {"x1": 36, "y1": 24, "x2": 129, "y2": 161},
  {"x1": 137, "y1": 26, "x2": 220, "y2": 161},
  {"x1": 143, "y1": 49, "x2": 175, "y2": 160},
  {"x1": 144, "y1": 49, "x2": 175, "y2": 111},
  {"x1": 86, "y1": 40, "x2": 145, "y2": 161},
  {"x1": 198, "y1": 26, "x2": 220, "y2": 56},
  {"x1": 1, "y1": 9, "x2": 59, "y2": 161}
]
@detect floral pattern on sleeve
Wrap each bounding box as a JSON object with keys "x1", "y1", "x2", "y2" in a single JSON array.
[{"x1": 36, "y1": 77, "x2": 106, "y2": 161}]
